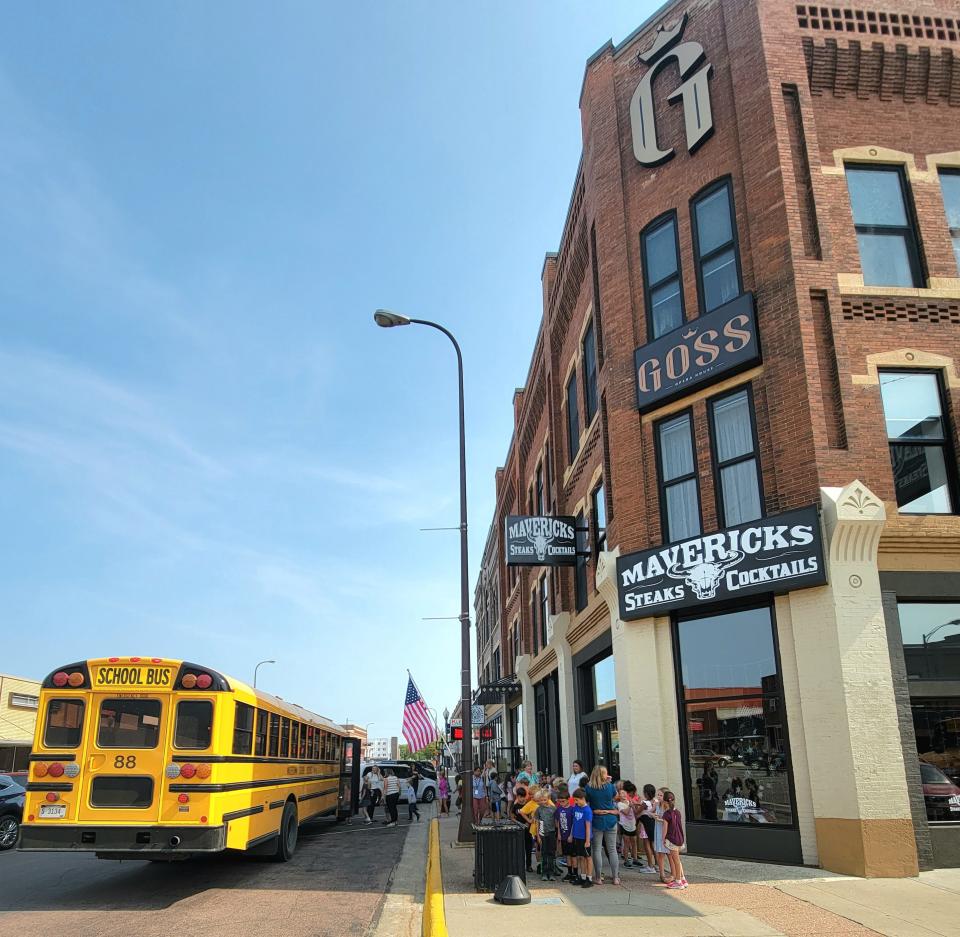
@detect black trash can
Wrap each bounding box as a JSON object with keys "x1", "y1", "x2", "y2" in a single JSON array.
[{"x1": 473, "y1": 821, "x2": 527, "y2": 892}]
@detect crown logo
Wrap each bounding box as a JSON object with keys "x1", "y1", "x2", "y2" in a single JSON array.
[{"x1": 637, "y1": 13, "x2": 688, "y2": 65}]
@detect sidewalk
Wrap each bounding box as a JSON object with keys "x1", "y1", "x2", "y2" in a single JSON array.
[{"x1": 437, "y1": 813, "x2": 960, "y2": 937}]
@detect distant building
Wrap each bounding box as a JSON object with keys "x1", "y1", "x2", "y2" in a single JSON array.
[
  {"x1": 367, "y1": 736, "x2": 398, "y2": 760},
  {"x1": 0, "y1": 672, "x2": 41, "y2": 773},
  {"x1": 341, "y1": 723, "x2": 370, "y2": 759}
]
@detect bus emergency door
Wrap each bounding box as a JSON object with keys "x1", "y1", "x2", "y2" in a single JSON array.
[{"x1": 338, "y1": 737, "x2": 361, "y2": 819}]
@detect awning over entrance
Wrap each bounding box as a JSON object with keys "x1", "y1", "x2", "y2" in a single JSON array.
[{"x1": 473, "y1": 676, "x2": 522, "y2": 706}]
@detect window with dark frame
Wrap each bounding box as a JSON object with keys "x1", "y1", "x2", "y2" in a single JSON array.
[
  {"x1": 879, "y1": 371, "x2": 956, "y2": 514},
  {"x1": 674, "y1": 604, "x2": 795, "y2": 827},
  {"x1": 692, "y1": 180, "x2": 742, "y2": 313},
  {"x1": 174, "y1": 700, "x2": 213, "y2": 750},
  {"x1": 233, "y1": 702, "x2": 254, "y2": 755},
  {"x1": 513, "y1": 618, "x2": 521, "y2": 664},
  {"x1": 939, "y1": 169, "x2": 960, "y2": 271},
  {"x1": 43, "y1": 699, "x2": 85, "y2": 748},
  {"x1": 583, "y1": 321, "x2": 598, "y2": 424},
  {"x1": 269, "y1": 712, "x2": 280, "y2": 757},
  {"x1": 708, "y1": 386, "x2": 763, "y2": 527},
  {"x1": 535, "y1": 461, "x2": 544, "y2": 514},
  {"x1": 845, "y1": 165, "x2": 923, "y2": 288},
  {"x1": 99, "y1": 699, "x2": 162, "y2": 749},
  {"x1": 280, "y1": 717, "x2": 290, "y2": 758},
  {"x1": 566, "y1": 371, "x2": 580, "y2": 461},
  {"x1": 592, "y1": 483, "x2": 607, "y2": 557},
  {"x1": 656, "y1": 411, "x2": 702, "y2": 542},
  {"x1": 641, "y1": 212, "x2": 685, "y2": 338},
  {"x1": 545, "y1": 440, "x2": 553, "y2": 511},
  {"x1": 255, "y1": 709, "x2": 268, "y2": 756},
  {"x1": 574, "y1": 509, "x2": 588, "y2": 612}
]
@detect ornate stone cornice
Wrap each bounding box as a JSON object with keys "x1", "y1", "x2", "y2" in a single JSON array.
[{"x1": 821, "y1": 480, "x2": 886, "y2": 565}]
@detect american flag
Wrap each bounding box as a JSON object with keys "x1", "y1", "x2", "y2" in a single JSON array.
[{"x1": 402, "y1": 674, "x2": 435, "y2": 754}]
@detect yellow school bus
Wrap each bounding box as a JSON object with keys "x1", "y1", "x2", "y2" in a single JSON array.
[{"x1": 19, "y1": 657, "x2": 360, "y2": 860}]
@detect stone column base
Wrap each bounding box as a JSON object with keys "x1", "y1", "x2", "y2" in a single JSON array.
[{"x1": 815, "y1": 817, "x2": 919, "y2": 877}]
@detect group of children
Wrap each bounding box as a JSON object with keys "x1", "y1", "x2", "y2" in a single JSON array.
[{"x1": 503, "y1": 774, "x2": 688, "y2": 890}]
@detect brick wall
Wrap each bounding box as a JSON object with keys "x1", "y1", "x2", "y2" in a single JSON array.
[{"x1": 480, "y1": 0, "x2": 960, "y2": 678}]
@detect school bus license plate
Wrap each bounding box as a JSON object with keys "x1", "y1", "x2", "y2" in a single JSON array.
[{"x1": 39, "y1": 804, "x2": 67, "y2": 819}]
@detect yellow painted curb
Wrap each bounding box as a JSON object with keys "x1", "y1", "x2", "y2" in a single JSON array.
[{"x1": 423, "y1": 818, "x2": 448, "y2": 937}]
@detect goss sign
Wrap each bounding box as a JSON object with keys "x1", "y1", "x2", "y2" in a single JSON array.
[
  {"x1": 505, "y1": 515, "x2": 577, "y2": 567},
  {"x1": 616, "y1": 506, "x2": 826, "y2": 619},
  {"x1": 635, "y1": 292, "x2": 760, "y2": 413}
]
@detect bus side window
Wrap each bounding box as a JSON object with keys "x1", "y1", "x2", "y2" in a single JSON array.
[
  {"x1": 280, "y1": 717, "x2": 290, "y2": 758},
  {"x1": 291, "y1": 721, "x2": 300, "y2": 760},
  {"x1": 255, "y1": 710, "x2": 268, "y2": 757},
  {"x1": 311, "y1": 727, "x2": 319, "y2": 761},
  {"x1": 233, "y1": 702, "x2": 254, "y2": 755},
  {"x1": 299, "y1": 725, "x2": 307, "y2": 759},
  {"x1": 269, "y1": 713, "x2": 280, "y2": 758}
]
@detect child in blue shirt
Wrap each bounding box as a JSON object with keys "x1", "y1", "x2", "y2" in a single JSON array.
[{"x1": 567, "y1": 788, "x2": 594, "y2": 887}]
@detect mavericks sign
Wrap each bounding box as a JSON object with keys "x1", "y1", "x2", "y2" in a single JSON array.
[
  {"x1": 616, "y1": 506, "x2": 826, "y2": 619},
  {"x1": 635, "y1": 292, "x2": 760, "y2": 412},
  {"x1": 505, "y1": 515, "x2": 577, "y2": 567}
]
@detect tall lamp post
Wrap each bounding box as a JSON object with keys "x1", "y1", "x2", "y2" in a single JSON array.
[
  {"x1": 253, "y1": 659, "x2": 276, "y2": 689},
  {"x1": 374, "y1": 308, "x2": 474, "y2": 843}
]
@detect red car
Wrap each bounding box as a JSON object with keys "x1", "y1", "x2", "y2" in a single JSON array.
[{"x1": 920, "y1": 761, "x2": 960, "y2": 822}]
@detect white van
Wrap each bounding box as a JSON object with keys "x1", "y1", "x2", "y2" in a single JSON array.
[{"x1": 359, "y1": 760, "x2": 438, "y2": 803}]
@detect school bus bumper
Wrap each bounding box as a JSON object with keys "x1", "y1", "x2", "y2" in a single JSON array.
[{"x1": 18, "y1": 823, "x2": 227, "y2": 854}]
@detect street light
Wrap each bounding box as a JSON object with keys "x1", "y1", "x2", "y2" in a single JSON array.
[
  {"x1": 253, "y1": 659, "x2": 276, "y2": 689},
  {"x1": 374, "y1": 308, "x2": 474, "y2": 844}
]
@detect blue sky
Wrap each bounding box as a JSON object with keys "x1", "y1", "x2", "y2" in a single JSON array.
[{"x1": 1, "y1": 1, "x2": 654, "y2": 741}]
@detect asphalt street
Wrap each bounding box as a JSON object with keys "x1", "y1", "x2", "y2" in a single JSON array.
[{"x1": 0, "y1": 813, "x2": 419, "y2": 937}]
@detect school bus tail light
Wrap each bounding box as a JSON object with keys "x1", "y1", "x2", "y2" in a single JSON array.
[
  {"x1": 34, "y1": 763, "x2": 49, "y2": 778},
  {"x1": 196, "y1": 764, "x2": 211, "y2": 779},
  {"x1": 165, "y1": 764, "x2": 181, "y2": 779},
  {"x1": 45, "y1": 792, "x2": 59, "y2": 803},
  {"x1": 195, "y1": 674, "x2": 212, "y2": 689},
  {"x1": 177, "y1": 794, "x2": 190, "y2": 804},
  {"x1": 180, "y1": 764, "x2": 196, "y2": 779},
  {"x1": 47, "y1": 763, "x2": 65, "y2": 778},
  {"x1": 64, "y1": 764, "x2": 80, "y2": 778}
]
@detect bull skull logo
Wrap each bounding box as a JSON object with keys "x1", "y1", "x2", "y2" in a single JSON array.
[
  {"x1": 533, "y1": 531, "x2": 553, "y2": 562},
  {"x1": 666, "y1": 550, "x2": 744, "y2": 600}
]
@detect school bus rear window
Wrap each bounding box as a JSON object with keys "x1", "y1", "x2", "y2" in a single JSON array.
[
  {"x1": 175, "y1": 700, "x2": 213, "y2": 750},
  {"x1": 43, "y1": 699, "x2": 85, "y2": 748},
  {"x1": 98, "y1": 699, "x2": 162, "y2": 749}
]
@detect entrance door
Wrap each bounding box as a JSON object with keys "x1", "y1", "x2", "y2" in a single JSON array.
[
  {"x1": 77, "y1": 694, "x2": 169, "y2": 822},
  {"x1": 338, "y1": 737, "x2": 361, "y2": 819},
  {"x1": 587, "y1": 718, "x2": 620, "y2": 781}
]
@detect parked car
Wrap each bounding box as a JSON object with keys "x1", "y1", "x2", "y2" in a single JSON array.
[
  {"x1": 0, "y1": 774, "x2": 25, "y2": 851},
  {"x1": 689, "y1": 748, "x2": 729, "y2": 768},
  {"x1": 360, "y1": 761, "x2": 438, "y2": 802},
  {"x1": 920, "y1": 761, "x2": 960, "y2": 822}
]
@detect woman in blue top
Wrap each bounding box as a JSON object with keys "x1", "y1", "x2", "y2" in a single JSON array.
[{"x1": 584, "y1": 765, "x2": 620, "y2": 884}]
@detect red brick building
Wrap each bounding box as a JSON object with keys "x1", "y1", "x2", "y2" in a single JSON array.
[{"x1": 474, "y1": 0, "x2": 960, "y2": 875}]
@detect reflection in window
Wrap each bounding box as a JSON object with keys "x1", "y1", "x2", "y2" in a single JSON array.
[
  {"x1": 591, "y1": 655, "x2": 616, "y2": 710},
  {"x1": 678, "y1": 607, "x2": 777, "y2": 697},
  {"x1": 693, "y1": 181, "x2": 742, "y2": 312},
  {"x1": 899, "y1": 602, "x2": 960, "y2": 683},
  {"x1": 940, "y1": 170, "x2": 960, "y2": 271},
  {"x1": 846, "y1": 165, "x2": 922, "y2": 287},
  {"x1": 641, "y1": 213, "x2": 685, "y2": 337},
  {"x1": 44, "y1": 699, "x2": 85, "y2": 748},
  {"x1": 175, "y1": 700, "x2": 212, "y2": 750},
  {"x1": 676, "y1": 606, "x2": 794, "y2": 827},
  {"x1": 98, "y1": 699, "x2": 162, "y2": 749},
  {"x1": 909, "y1": 697, "x2": 960, "y2": 822},
  {"x1": 880, "y1": 372, "x2": 955, "y2": 514}
]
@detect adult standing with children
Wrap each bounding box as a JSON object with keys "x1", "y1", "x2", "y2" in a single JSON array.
[{"x1": 584, "y1": 765, "x2": 620, "y2": 885}]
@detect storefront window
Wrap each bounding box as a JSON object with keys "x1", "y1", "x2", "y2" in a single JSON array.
[
  {"x1": 676, "y1": 605, "x2": 795, "y2": 827},
  {"x1": 591, "y1": 656, "x2": 616, "y2": 710},
  {"x1": 898, "y1": 602, "x2": 960, "y2": 822}
]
